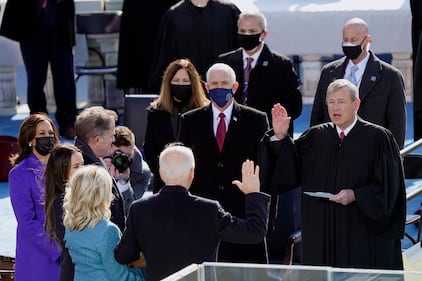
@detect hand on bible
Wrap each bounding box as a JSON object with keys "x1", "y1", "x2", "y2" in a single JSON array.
[
  {"x1": 329, "y1": 189, "x2": 356, "y2": 205},
  {"x1": 232, "y1": 160, "x2": 260, "y2": 194},
  {"x1": 271, "y1": 103, "x2": 291, "y2": 140}
]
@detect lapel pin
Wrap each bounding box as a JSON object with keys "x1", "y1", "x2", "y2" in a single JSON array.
[
  {"x1": 262, "y1": 61, "x2": 268, "y2": 66},
  {"x1": 233, "y1": 116, "x2": 238, "y2": 122},
  {"x1": 370, "y1": 76, "x2": 376, "y2": 82}
]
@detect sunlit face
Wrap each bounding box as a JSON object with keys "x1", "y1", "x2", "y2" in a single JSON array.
[
  {"x1": 171, "y1": 69, "x2": 191, "y2": 85},
  {"x1": 238, "y1": 16, "x2": 263, "y2": 35},
  {"x1": 95, "y1": 123, "x2": 115, "y2": 157},
  {"x1": 207, "y1": 69, "x2": 234, "y2": 90},
  {"x1": 326, "y1": 87, "x2": 360, "y2": 130},
  {"x1": 68, "y1": 152, "x2": 84, "y2": 179},
  {"x1": 342, "y1": 24, "x2": 368, "y2": 46},
  {"x1": 30, "y1": 120, "x2": 54, "y2": 147}
]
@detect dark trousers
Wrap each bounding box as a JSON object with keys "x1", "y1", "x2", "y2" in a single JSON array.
[{"x1": 19, "y1": 16, "x2": 77, "y2": 130}]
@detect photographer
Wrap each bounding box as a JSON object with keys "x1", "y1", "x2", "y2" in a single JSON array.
[{"x1": 103, "y1": 126, "x2": 153, "y2": 214}]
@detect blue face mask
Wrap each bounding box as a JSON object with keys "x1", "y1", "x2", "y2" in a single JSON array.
[{"x1": 208, "y1": 88, "x2": 233, "y2": 107}]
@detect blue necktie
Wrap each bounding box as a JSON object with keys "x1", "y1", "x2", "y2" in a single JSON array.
[{"x1": 349, "y1": 65, "x2": 359, "y2": 85}]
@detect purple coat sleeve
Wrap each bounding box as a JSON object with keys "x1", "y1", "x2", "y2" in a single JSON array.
[{"x1": 9, "y1": 156, "x2": 60, "y2": 280}]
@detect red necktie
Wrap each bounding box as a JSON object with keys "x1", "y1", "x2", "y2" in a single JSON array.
[
  {"x1": 216, "y1": 113, "x2": 226, "y2": 151},
  {"x1": 242, "y1": 57, "x2": 254, "y2": 104},
  {"x1": 340, "y1": 131, "x2": 345, "y2": 141}
]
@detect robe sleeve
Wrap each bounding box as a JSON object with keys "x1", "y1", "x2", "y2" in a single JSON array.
[
  {"x1": 353, "y1": 129, "x2": 406, "y2": 238},
  {"x1": 149, "y1": 10, "x2": 174, "y2": 89},
  {"x1": 258, "y1": 129, "x2": 301, "y2": 195}
]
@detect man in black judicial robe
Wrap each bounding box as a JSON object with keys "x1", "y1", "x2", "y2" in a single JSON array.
[
  {"x1": 148, "y1": 0, "x2": 240, "y2": 90},
  {"x1": 260, "y1": 79, "x2": 406, "y2": 270}
]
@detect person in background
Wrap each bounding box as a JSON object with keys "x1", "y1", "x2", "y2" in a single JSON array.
[
  {"x1": 179, "y1": 63, "x2": 270, "y2": 263},
  {"x1": 117, "y1": 0, "x2": 178, "y2": 94},
  {"x1": 44, "y1": 143, "x2": 84, "y2": 281},
  {"x1": 74, "y1": 106, "x2": 131, "y2": 231},
  {"x1": 260, "y1": 79, "x2": 405, "y2": 269},
  {"x1": 103, "y1": 125, "x2": 153, "y2": 204},
  {"x1": 115, "y1": 144, "x2": 270, "y2": 281},
  {"x1": 217, "y1": 11, "x2": 303, "y2": 262},
  {"x1": 217, "y1": 11, "x2": 302, "y2": 133},
  {"x1": 0, "y1": 0, "x2": 78, "y2": 139},
  {"x1": 143, "y1": 59, "x2": 209, "y2": 193},
  {"x1": 63, "y1": 165, "x2": 145, "y2": 281},
  {"x1": 9, "y1": 113, "x2": 60, "y2": 280},
  {"x1": 148, "y1": 0, "x2": 240, "y2": 90},
  {"x1": 310, "y1": 17, "x2": 406, "y2": 148}
]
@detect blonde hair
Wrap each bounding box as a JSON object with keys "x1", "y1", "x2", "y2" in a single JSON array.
[{"x1": 63, "y1": 165, "x2": 114, "y2": 231}]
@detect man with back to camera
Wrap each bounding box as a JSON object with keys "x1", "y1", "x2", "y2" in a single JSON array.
[
  {"x1": 310, "y1": 17, "x2": 406, "y2": 148},
  {"x1": 114, "y1": 144, "x2": 270, "y2": 281}
]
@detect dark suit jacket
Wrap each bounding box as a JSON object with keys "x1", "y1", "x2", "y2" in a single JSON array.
[
  {"x1": 143, "y1": 108, "x2": 178, "y2": 192},
  {"x1": 217, "y1": 44, "x2": 302, "y2": 133},
  {"x1": 0, "y1": 0, "x2": 75, "y2": 46},
  {"x1": 310, "y1": 51, "x2": 406, "y2": 148},
  {"x1": 143, "y1": 106, "x2": 194, "y2": 193},
  {"x1": 179, "y1": 102, "x2": 269, "y2": 262},
  {"x1": 115, "y1": 185, "x2": 270, "y2": 281},
  {"x1": 117, "y1": 0, "x2": 178, "y2": 90},
  {"x1": 74, "y1": 137, "x2": 126, "y2": 232}
]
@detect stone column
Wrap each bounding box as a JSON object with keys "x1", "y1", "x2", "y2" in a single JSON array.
[
  {"x1": 301, "y1": 54, "x2": 322, "y2": 102},
  {"x1": 392, "y1": 52, "x2": 413, "y2": 102},
  {"x1": 0, "y1": 66, "x2": 17, "y2": 115},
  {"x1": 45, "y1": 64, "x2": 56, "y2": 112}
]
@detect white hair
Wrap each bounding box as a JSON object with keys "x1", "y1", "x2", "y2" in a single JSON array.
[
  {"x1": 206, "y1": 63, "x2": 236, "y2": 84},
  {"x1": 159, "y1": 144, "x2": 195, "y2": 183}
]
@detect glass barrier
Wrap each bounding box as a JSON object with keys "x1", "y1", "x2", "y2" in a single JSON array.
[{"x1": 162, "y1": 262, "x2": 422, "y2": 281}]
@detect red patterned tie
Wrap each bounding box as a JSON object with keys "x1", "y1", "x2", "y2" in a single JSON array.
[
  {"x1": 242, "y1": 57, "x2": 254, "y2": 104},
  {"x1": 340, "y1": 131, "x2": 345, "y2": 141},
  {"x1": 216, "y1": 113, "x2": 226, "y2": 151}
]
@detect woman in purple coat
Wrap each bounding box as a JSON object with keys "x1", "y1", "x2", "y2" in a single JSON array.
[{"x1": 9, "y1": 113, "x2": 60, "y2": 281}]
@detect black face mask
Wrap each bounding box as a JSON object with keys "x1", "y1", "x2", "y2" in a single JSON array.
[
  {"x1": 170, "y1": 84, "x2": 192, "y2": 106},
  {"x1": 238, "y1": 33, "x2": 262, "y2": 51},
  {"x1": 342, "y1": 38, "x2": 366, "y2": 60},
  {"x1": 34, "y1": 136, "x2": 55, "y2": 156}
]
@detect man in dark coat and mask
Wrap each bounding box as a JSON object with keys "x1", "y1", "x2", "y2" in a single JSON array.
[{"x1": 310, "y1": 17, "x2": 406, "y2": 148}]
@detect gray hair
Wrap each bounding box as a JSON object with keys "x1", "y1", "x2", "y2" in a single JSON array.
[
  {"x1": 159, "y1": 144, "x2": 195, "y2": 183},
  {"x1": 206, "y1": 63, "x2": 236, "y2": 85},
  {"x1": 75, "y1": 106, "x2": 118, "y2": 143},
  {"x1": 326, "y1": 79, "x2": 359, "y2": 102},
  {"x1": 238, "y1": 11, "x2": 267, "y2": 31}
]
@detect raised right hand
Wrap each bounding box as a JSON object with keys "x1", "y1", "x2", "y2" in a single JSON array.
[
  {"x1": 272, "y1": 103, "x2": 291, "y2": 140},
  {"x1": 232, "y1": 159, "x2": 260, "y2": 194}
]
